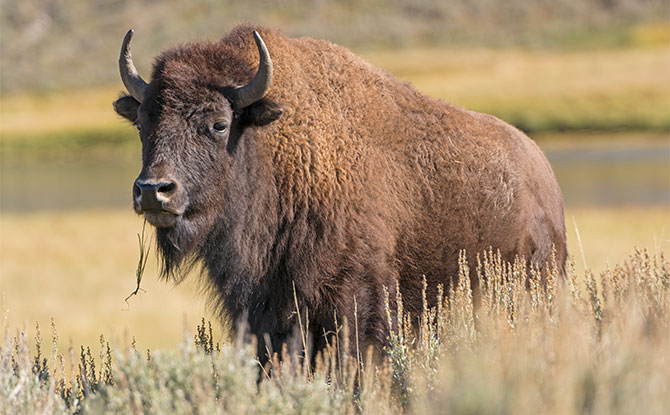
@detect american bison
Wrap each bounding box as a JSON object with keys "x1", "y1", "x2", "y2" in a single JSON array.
[{"x1": 114, "y1": 24, "x2": 566, "y2": 361}]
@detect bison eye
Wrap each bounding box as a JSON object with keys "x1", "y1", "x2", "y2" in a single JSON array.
[
  {"x1": 135, "y1": 123, "x2": 141, "y2": 131},
  {"x1": 212, "y1": 122, "x2": 227, "y2": 133}
]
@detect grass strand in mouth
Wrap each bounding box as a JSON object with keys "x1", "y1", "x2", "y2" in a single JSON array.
[{"x1": 124, "y1": 219, "x2": 150, "y2": 308}]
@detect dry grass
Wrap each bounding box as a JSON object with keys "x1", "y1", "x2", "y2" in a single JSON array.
[
  {"x1": 1, "y1": 206, "x2": 667, "y2": 363},
  {"x1": 1, "y1": 46, "x2": 668, "y2": 146},
  {"x1": 566, "y1": 206, "x2": 669, "y2": 276},
  {"x1": 0, "y1": 210, "x2": 216, "y2": 354},
  {"x1": 0, "y1": 87, "x2": 124, "y2": 139},
  {"x1": 367, "y1": 46, "x2": 670, "y2": 132},
  {"x1": 1, "y1": 244, "x2": 668, "y2": 414}
]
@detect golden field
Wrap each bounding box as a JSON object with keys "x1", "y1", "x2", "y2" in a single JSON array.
[
  {"x1": 0, "y1": 210, "x2": 215, "y2": 353},
  {"x1": 1, "y1": 46, "x2": 669, "y2": 145},
  {"x1": 1, "y1": 207, "x2": 667, "y2": 353},
  {"x1": 1, "y1": 208, "x2": 669, "y2": 414}
]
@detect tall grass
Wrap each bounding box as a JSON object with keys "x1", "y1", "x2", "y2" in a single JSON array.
[{"x1": 2, "y1": 248, "x2": 668, "y2": 414}]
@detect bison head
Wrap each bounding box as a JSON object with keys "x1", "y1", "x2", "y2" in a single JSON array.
[{"x1": 113, "y1": 29, "x2": 283, "y2": 276}]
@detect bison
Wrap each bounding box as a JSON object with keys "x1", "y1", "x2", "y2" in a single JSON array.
[{"x1": 114, "y1": 24, "x2": 566, "y2": 361}]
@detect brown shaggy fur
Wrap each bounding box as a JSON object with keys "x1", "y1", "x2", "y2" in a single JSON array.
[{"x1": 114, "y1": 24, "x2": 566, "y2": 362}]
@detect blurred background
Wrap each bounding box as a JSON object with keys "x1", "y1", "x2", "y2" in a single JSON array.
[{"x1": 1, "y1": 0, "x2": 669, "y2": 351}]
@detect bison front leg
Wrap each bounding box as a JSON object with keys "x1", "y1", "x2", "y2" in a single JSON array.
[{"x1": 324, "y1": 267, "x2": 399, "y2": 365}]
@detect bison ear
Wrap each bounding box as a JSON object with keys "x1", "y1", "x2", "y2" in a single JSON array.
[
  {"x1": 113, "y1": 95, "x2": 140, "y2": 123},
  {"x1": 240, "y1": 98, "x2": 283, "y2": 126}
]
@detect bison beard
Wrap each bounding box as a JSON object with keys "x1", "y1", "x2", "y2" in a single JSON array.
[
  {"x1": 115, "y1": 24, "x2": 567, "y2": 365},
  {"x1": 155, "y1": 221, "x2": 195, "y2": 281}
]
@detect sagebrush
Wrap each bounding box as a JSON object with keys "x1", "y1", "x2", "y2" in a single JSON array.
[{"x1": 2, "y1": 248, "x2": 668, "y2": 414}]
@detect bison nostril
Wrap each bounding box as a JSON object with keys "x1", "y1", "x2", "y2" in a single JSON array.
[
  {"x1": 157, "y1": 182, "x2": 176, "y2": 194},
  {"x1": 133, "y1": 182, "x2": 141, "y2": 199}
]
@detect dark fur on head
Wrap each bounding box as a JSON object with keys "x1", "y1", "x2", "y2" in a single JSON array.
[{"x1": 114, "y1": 24, "x2": 567, "y2": 363}]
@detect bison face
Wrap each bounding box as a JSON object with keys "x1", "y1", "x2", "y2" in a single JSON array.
[
  {"x1": 113, "y1": 29, "x2": 281, "y2": 275},
  {"x1": 115, "y1": 93, "x2": 236, "y2": 229}
]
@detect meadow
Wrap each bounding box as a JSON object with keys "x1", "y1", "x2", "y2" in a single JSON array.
[
  {"x1": 2, "y1": 45, "x2": 669, "y2": 146},
  {"x1": 1, "y1": 206, "x2": 668, "y2": 354},
  {"x1": 2, "y1": 246, "x2": 668, "y2": 414},
  {"x1": 1, "y1": 38, "x2": 669, "y2": 413}
]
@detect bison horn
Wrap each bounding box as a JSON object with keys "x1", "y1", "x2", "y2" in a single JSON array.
[
  {"x1": 229, "y1": 31, "x2": 273, "y2": 110},
  {"x1": 119, "y1": 29, "x2": 149, "y2": 103}
]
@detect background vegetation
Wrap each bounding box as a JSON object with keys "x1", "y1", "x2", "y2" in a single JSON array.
[
  {"x1": 2, "y1": 249, "x2": 668, "y2": 414},
  {"x1": 2, "y1": 45, "x2": 669, "y2": 152},
  {"x1": 1, "y1": 0, "x2": 667, "y2": 94},
  {"x1": 1, "y1": 0, "x2": 669, "y2": 142}
]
